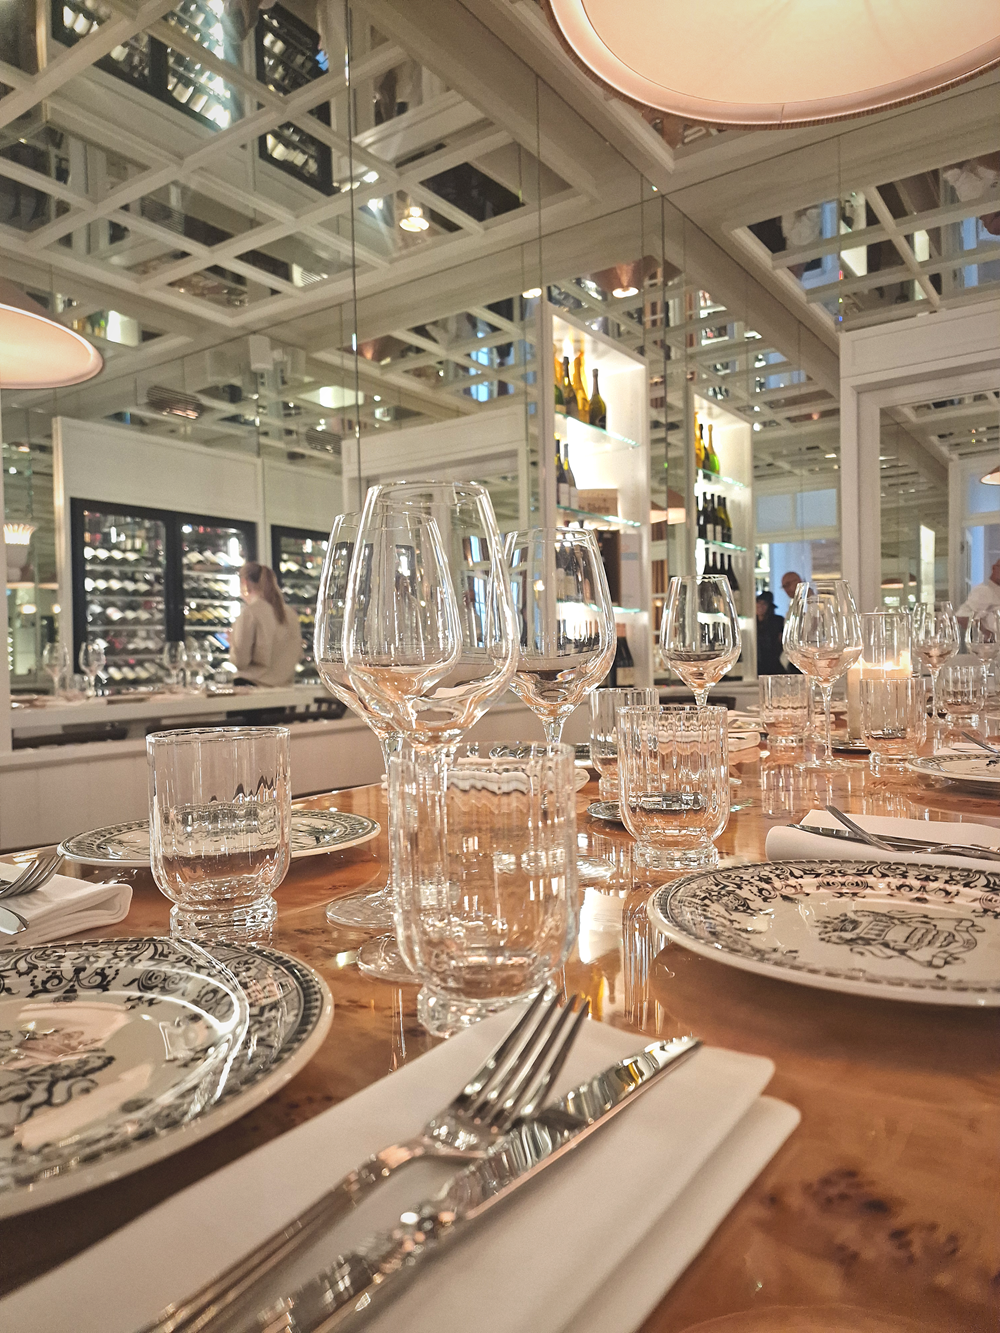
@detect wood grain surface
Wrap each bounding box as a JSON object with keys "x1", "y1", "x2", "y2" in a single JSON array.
[{"x1": 1, "y1": 744, "x2": 998, "y2": 1332}]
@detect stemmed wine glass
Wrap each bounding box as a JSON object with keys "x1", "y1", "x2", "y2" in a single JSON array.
[
  {"x1": 912, "y1": 601, "x2": 960, "y2": 733},
  {"x1": 42, "y1": 641, "x2": 71, "y2": 695},
  {"x1": 967, "y1": 609, "x2": 999, "y2": 695},
  {"x1": 782, "y1": 579, "x2": 862, "y2": 768},
  {"x1": 504, "y1": 527, "x2": 616, "y2": 744},
  {"x1": 659, "y1": 575, "x2": 741, "y2": 709},
  {"x1": 343, "y1": 482, "x2": 517, "y2": 979},
  {"x1": 162, "y1": 640, "x2": 188, "y2": 691},
  {"x1": 79, "y1": 640, "x2": 106, "y2": 697}
]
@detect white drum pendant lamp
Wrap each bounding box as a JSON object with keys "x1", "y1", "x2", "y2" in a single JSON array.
[
  {"x1": 546, "y1": 0, "x2": 1000, "y2": 128},
  {"x1": 0, "y1": 279, "x2": 103, "y2": 389}
]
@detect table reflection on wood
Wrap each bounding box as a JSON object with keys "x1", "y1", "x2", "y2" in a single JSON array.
[{"x1": 1, "y1": 746, "x2": 998, "y2": 1333}]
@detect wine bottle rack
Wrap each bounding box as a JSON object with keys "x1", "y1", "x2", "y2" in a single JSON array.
[{"x1": 255, "y1": 5, "x2": 333, "y2": 195}]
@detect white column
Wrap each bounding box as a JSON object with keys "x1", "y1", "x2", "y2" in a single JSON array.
[
  {"x1": 839, "y1": 377, "x2": 882, "y2": 613},
  {"x1": 0, "y1": 391, "x2": 11, "y2": 753}
]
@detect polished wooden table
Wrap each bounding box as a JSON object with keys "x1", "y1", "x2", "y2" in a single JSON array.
[{"x1": 2, "y1": 746, "x2": 999, "y2": 1333}]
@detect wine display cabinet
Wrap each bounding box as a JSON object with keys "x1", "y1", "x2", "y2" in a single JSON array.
[{"x1": 535, "y1": 299, "x2": 653, "y2": 687}]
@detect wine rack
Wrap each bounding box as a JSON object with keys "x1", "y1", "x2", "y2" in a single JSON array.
[
  {"x1": 255, "y1": 5, "x2": 333, "y2": 195},
  {"x1": 53, "y1": 0, "x2": 238, "y2": 132},
  {"x1": 180, "y1": 523, "x2": 250, "y2": 678},
  {"x1": 272, "y1": 526, "x2": 328, "y2": 681}
]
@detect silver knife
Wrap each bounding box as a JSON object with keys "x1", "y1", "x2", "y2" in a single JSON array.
[
  {"x1": 217, "y1": 1034, "x2": 701, "y2": 1333},
  {"x1": 786, "y1": 822, "x2": 1000, "y2": 863}
]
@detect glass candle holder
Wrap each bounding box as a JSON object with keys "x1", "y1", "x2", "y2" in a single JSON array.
[
  {"x1": 589, "y1": 686, "x2": 658, "y2": 799},
  {"x1": 618, "y1": 704, "x2": 730, "y2": 871},
  {"x1": 860, "y1": 677, "x2": 926, "y2": 772},
  {"x1": 758, "y1": 674, "x2": 809, "y2": 746},
  {"x1": 147, "y1": 726, "x2": 291, "y2": 943},
  {"x1": 389, "y1": 743, "x2": 577, "y2": 1037}
]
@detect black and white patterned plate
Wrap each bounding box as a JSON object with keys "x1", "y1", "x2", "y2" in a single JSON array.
[
  {"x1": 647, "y1": 860, "x2": 1000, "y2": 1006},
  {"x1": 908, "y1": 752, "x2": 1000, "y2": 791},
  {"x1": 59, "y1": 810, "x2": 380, "y2": 869},
  {"x1": 0, "y1": 937, "x2": 332, "y2": 1216}
]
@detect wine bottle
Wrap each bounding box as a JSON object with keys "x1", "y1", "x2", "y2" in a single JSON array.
[
  {"x1": 722, "y1": 494, "x2": 734, "y2": 544},
  {"x1": 564, "y1": 441, "x2": 579, "y2": 509},
  {"x1": 694, "y1": 421, "x2": 706, "y2": 473},
  {"x1": 561, "y1": 357, "x2": 579, "y2": 420},
  {"x1": 613, "y1": 624, "x2": 635, "y2": 687},
  {"x1": 706, "y1": 425, "x2": 720, "y2": 475},
  {"x1": 707, "y1": 494, "x2": 718, "y2": 544},
  {"x1": 554, "y1": 350, "x2": 565, "y2": 415},
  {"x1": 556, "y1": 437, "x2": 570, "y2": 507},
  {"x1": 697, "y1": 494, "x2": 707, "y2": 541},
  {"x1": 572, "y1": 351, "x2": 589, "y2": 418},
  {"x1": 588, "y1": 368, "x2": 607, "y2": 429},
  {"x1": 726, "y1": 553, "x2": 740, "y2": 592}
]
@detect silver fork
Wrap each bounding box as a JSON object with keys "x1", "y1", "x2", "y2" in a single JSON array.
[
  {"x1": 0, "y1": 851, "x2": 62, "y2": 902},
  {"x1": 825, "y1": 805, "x2": 897, "y2": 852},
  {"x1": 145, "y1": 988, "x2": 590, "y2": 1333},
  {"x1": 961, "y1": 731, "x2": 1000, "y2": 766}
]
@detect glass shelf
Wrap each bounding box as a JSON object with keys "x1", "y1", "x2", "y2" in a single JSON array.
[
  {"x1": 555, "y1": 416, "x2": 640, "y2": 451},
  {"x1": 694, "y1": 469, "x2": 747, "y2": 489},
  {"x1": 696, "y1": 538, "x2": 747, "y2": 553},
  {"x1": 558, "y1": 506, "x2": 642, "y2": 529}
]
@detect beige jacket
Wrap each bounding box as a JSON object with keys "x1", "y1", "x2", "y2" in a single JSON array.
[{"x1": 229, "y1": 596, "x2": 302, "y2": 686}]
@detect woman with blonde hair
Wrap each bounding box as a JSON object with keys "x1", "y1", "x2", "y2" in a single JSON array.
[{"x1": 229, "y1": 561, "x2": 302, "y2": 686}]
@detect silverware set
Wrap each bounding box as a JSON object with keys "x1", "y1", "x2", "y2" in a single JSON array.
[
  {"x1": 142, "y1": 994, "x2": 701, "y2": 1333},
  {"x1": 781, "y1": 804, "x2": 1000, "y2": 864}
]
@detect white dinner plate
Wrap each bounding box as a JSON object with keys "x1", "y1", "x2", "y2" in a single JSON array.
[
  {"x1": 0, "y1": 937, "x2": 332, "y2": 1217},
  {"x1": 647, "y1": 860, "x2": 1000, "y2": 1006},
  {"x1": 59, "y1": 810, "x2": 381, "y2": 869},
  {"x1": 908, "y1": 751, "x2": 1000, "y2": 792}
]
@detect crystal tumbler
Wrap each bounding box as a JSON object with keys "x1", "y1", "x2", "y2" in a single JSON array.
[
  {"x1": 618, "y1": 704, "x2": 730, "y2": 870},
  {"x1": 148, "y1": 726, "x2": 291, "y2": 942},
  {"x1": 589, "y1": 686, "x2": 658, "y2": 799},
  {"x1": 389, "y1": 743, "x2": 577, "y2": 1037},
  {"x1": 758, "y1": 674, "x2": 809, "y2": 746},
  {"x1": 860, "y1": 677, "x2": 926, "y2": 773}
]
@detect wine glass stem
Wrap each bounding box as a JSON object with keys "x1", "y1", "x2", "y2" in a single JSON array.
[
  {"x1": 542, "y1": 716, "x2": 565, "y2": 746},
  {"x1": 820, "y1": 682, "x2": 834, "y2": 762},
  {"x1": 929, "y1": 667, "x2": 940, "y2": 725},
  {"x1": 694, "y1": 687, "x2": 710, "y2": 711}
]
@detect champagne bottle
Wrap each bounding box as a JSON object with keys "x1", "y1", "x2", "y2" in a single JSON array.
[
  {"x1": 613, "y1": 624, "x2": 635, "y2": 687},
  {"x1": 706, "y1": 424, "x2": 720, "y2": 475},
  {"x1": 554, "y1": 350, "x2": 565, "y2": 415},
  {"x1": 571, "y1": 351, "x2": 589, "y2": 418},
  {"x1": 564, "y1": 442, "x2": 579, "y2": 509},
  {"x1": 588, "y1": 368, "x2": 607, "y2": 429},
  {"x1": 561, "y1": 357, "x2": 579, "y2": 420},
  {"x1": 556, "y1": 437, "x2": 570, "y2": 507},
  {"x1": 694, "y1": 420, "x2": 706, "y2": 473}
]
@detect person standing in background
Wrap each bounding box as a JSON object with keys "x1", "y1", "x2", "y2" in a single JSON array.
[
  {"x1": 781, "y1": 570, "x2": 804, "y2": 604},
  {"x1": 756, "y1": 591, "x2": 786, "y2": 676},
  {"x1": 956, "y1": 558, "x2": 1000, "y2": 628},
  {"x1": 230, "y1": 562, "x2": 302, "y2": 686}
]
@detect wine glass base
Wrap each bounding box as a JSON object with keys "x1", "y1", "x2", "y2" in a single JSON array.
[
  {"x1": 416, "y1": 985, "x2": 527, "y2": 1038},
  {"x1": 576, "y1": 855, "x2": 619, "y2": 886},
  {"x1": 356, "y1": 934, "x2": 417, "y2": 984},
  {"x1": 169, "y1": 896, "x2": 276, "y2": 946},
  {"x1": 325, "y1": 886, "x2": 394, "y2": 931}
]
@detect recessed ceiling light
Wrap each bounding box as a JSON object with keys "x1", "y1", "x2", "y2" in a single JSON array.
[
  {"x1": 362, "y1": 170, "x2": 379, "y2": 184},
  {"x1": 612, "y1": 285, "x2": 638, "y2": 298},
  {"x1": 521, "y1": 287, "x2": 542, "y2": 299},
  {"x1": 399, "y1": 204, "x2": 429, "y2": 232}
]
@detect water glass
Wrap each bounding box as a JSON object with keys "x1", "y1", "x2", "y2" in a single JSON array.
[
  {"x1": 589, "y1": 686, "x2": 658, "y2": 798},
  {"x1": 148, "y1": 726, "x2": 291, "y2": 942},
  {"x1": 860, "y1": 677, "x2": 926, "y2": 772},
  {"x1": 618, "y1": 704, "x2": 730, "y2": 870},
  {"x1": 389, "y1": 743, "x2": 577, "y2": 1037},
  {"x1": 939, "y1": 663, "x2": 987, "y2": 725},
  {"x1": 758, "y1": 674, "x2": 809, "y2": 745}
]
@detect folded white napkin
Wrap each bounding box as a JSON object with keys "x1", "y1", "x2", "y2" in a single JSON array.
[
  {"x1": 0, "y1": 863, "x2": 132, "y2": 948},
  {"x1": 765, "y1": 810, "x2": 1000, "y2": 875},
  {"x1": 0, "y1": 1016, "x2": 798, "y2": 1333}
]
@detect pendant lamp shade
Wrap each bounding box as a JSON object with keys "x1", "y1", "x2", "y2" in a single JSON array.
[
  {"x1": 0, "y1": 279, "x2": 103, "y2": 389},
  {"x1": 546, "y1": 0, "x2": 1000, "y2": 128}
]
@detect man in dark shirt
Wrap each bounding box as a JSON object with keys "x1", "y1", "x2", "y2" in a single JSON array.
[{"x1": 756, "y1": 590, "x2": 786, "y2": 676}]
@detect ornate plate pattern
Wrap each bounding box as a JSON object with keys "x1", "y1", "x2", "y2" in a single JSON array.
[
  {"x1": 587, "y1": 800, "x2": 623, "y2": 823},
  {"x1": 647, "y1": 860, "x2": 1000, "y2": 1006},
  {"x1": 0, "y1": 938, "x2": 249, "y2": 1208},
  {"x1": 0, "y1": 938, "x2": 332, "y2": 1217},
  {"x1": 59, "y1": 810, "x2": 380, "y2": 869},
  {"x1": 908, "y1": 753, "x2": 1000, "y2": 790}
]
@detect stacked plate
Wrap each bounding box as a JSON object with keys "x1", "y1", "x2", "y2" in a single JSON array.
[
  {"x1": 0, "y1": 936, "x2": 332, "y2": 1217},
  {"x1": 908, "y1": 750, "x2": 1000, "y2": 795}
]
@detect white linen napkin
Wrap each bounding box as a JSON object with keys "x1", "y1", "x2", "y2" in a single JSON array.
[
  {"x1": 0, "y1": 1016, "x2": 798, "y2": 1333},
  {"x1": 765, "y1": 809, "x2": 1000, "y2": 874},
  {"x1": 0, "y1": 863, "x2": 131, "y2": 947}
]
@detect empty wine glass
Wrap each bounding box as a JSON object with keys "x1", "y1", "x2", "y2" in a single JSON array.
[
  {"x1": 163, "y1": 640, "x2": 188, "y2": 691},
  {"x1": 782, "y1": 579, "x2": 862, "y2": 768},
  {"x1": 79, "y1": 640, "x2": 106, "y2": 697},
  {"x1": 659, "y1": 575, "x2": 741, "y2": 709},
  {"x1": 912, "y1": 601, "x2": 960, "y2": 729},
  {"x1": 315, "y1": 512, "x2": 402, "y2": 932},
  {"x1": 345, "y1": 482, "x2": 516, "y2": 751},
  {"x1": 42, "y1": 641, "x2": 71, "y2": 695},
  {"x1": 967, "y1": 608, "x2": 999, "y2": 694},
  {"x1": 504, "y1": 527, "x2": 616, "y2": 744}
]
